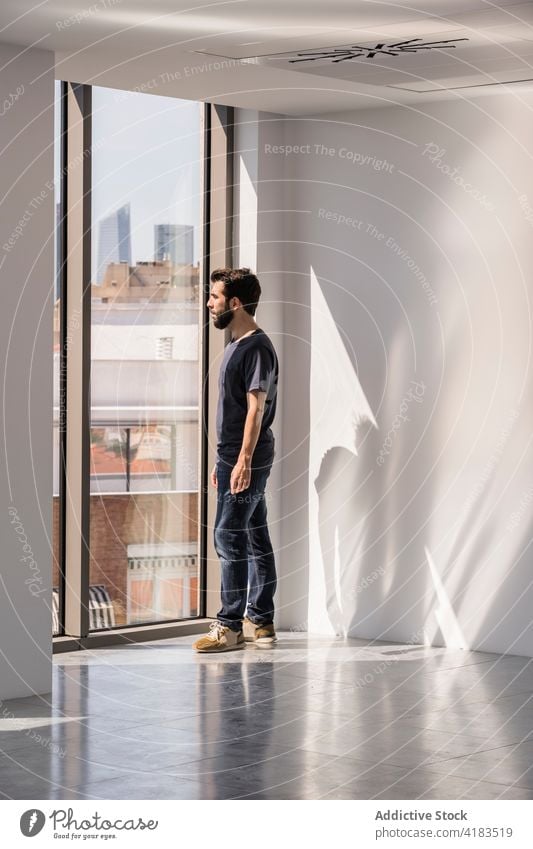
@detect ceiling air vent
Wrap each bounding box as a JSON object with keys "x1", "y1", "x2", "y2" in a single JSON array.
[{"x1": 286, "y1": 38, "x2": 469, "y2": 64}]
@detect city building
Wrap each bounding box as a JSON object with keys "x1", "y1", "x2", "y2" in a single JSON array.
[
  {"x1": 154, "y1": 222, "x2": 194, "y2": 266},
  {"x1": 96, "y1": 202, "x2": 132, "y2": 283}
]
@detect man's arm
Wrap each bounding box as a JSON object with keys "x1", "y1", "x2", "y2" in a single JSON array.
[{"x1": 230, "y1": 390, "x2": 266, "y2": 494}]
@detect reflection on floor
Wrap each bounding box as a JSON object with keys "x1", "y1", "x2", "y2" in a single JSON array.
[{"x1": 1, "y1": 633, "x2": 533, "y2": 799}]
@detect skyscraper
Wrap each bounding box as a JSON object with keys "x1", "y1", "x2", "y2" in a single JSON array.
[
  {"x1": 97, "y1": 203, "x2": 132, "y2": 283},
  {"x1": 154, "y1": 223, "x2": 194, "y2": 267}
]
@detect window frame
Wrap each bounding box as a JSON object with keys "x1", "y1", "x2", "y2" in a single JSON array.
[{"x1": 53, "y1": 87, "x2": 234, "y2": 652}]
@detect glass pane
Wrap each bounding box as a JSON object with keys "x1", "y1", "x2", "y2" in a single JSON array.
[
  {"x1": 89, "y1": 88, "x2": 202, "y2": 630},
  {"x1": 52, "y1": 80, "x2": 63, "y2": 636}
]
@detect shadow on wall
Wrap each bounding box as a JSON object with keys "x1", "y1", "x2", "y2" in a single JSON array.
[
  {"x1": 309, "y1": 255, "x2": 533, "y2": 654},
  {"x1": 308, "y1": 264, "x2": 452, "y2": 646},
  {"x1": 314, "y1": 446, "x2": 360, "y2": 636}
]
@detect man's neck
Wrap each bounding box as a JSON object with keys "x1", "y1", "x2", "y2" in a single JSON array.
[{"x1": 231, "y1": 323, "x2": 259, "y2": 342}]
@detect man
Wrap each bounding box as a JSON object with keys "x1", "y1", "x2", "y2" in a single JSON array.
[{"x1": 193, "y1": 268, "x2": 279, "y2": 653}]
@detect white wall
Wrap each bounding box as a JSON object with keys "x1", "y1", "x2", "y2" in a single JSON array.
[
  {"x1": 242, "y1": 89, "x2": 533, "y2": 656},
  {"x1": 0, "y1": 43, "x2": 55, "y2": 698},
  {"x1": 233, "y1": 110, "x2": 290, "y2": 628}
]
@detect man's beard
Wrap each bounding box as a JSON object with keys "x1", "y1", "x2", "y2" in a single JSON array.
[{"x1": 212, "y1": 301, "x2": 234, "y2": 330}]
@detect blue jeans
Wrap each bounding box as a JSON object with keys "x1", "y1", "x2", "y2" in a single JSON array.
[{"x1": 214, "y1": 457, "x2": 277, "y2": 632}]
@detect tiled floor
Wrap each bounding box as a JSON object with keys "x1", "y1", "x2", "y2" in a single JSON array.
[{"x1": 1, "y1": 633, "x2": 533, "y2": 799}]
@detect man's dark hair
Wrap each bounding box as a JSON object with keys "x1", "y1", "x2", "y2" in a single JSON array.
[{"x1": 210, "y1": 267, "x2": 261, "y2": 316}]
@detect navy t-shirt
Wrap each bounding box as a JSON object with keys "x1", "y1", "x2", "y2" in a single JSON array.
[{"x1": 215, "y1": 328, "x2": 278, "y2": 465}]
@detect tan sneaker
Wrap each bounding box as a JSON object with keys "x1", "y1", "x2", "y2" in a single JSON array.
[
  {"x1": 193, "y1": 621, "x2": 245, "y2": 653},
  {"x1": 243, "y1": 616, "x2": 277, "y2": 644}
]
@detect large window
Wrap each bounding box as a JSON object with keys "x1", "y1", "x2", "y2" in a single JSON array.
[
  {"x1": 88, "y1": 88, "x2": 202, "y2": 630},
  {"x1": 51, "y1": 86, "x2": 227, "y2": 644}
]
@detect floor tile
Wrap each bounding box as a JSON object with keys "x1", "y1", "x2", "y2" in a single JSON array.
[
  {"x1": 322, "y1": 770, "x2": 533, "y2": 800},
  {"x1": 419, "y1": 740, "x2": 533, "y2": 789}
]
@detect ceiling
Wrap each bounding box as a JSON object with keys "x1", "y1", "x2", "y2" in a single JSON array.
[{"x1": 1, "y1": 0, "x2": 533, "y2": 113}]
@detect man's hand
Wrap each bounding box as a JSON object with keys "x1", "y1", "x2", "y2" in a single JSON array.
[
  {"x1": 230, "y1": 456, "x2": 251, "y2": 494},
  {"x1": 211, "y1": 464, "x2": 217, "y2": 488}
]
